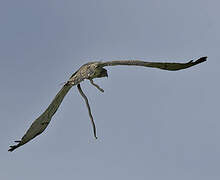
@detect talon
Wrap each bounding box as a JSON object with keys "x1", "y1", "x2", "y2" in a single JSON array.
[{"x1": 89, "y1": 79, "x2": 104, "y2": 93}]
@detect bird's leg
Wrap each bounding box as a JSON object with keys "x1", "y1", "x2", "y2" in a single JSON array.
[
  {"x1": 89, "y1": 79, "x2": 104, "y2": 93},
  {"x1": 77, "y1": 84, "x2": 98, "y2": 139}
]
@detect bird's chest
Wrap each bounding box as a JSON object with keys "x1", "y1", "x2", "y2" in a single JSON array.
[
  {"x1": 78, "y1": 64, "x2": 98, "y2": 79},
  {"x1": 69, "y1": 64, "x2": 97, "y2": 84}
]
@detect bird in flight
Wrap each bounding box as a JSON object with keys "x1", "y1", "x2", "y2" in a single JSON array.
[{"x1": 8, "y1": 56, "x2": 207, "y2": 152}]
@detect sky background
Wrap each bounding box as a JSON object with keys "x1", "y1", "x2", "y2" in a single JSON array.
[{"x1": 1, "y1": 0, "x2": 219, "y2": 179}]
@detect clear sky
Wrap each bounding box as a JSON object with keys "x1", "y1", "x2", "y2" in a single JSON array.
[{"x1": 1, "y1": 0, "x2": 219, "y2": 179}]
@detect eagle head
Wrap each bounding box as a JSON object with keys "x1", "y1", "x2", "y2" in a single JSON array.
[
  {"x1": 89, "y1": 66, "x2": 108, "y2": 80},
  {"x1": 95, "y1": 67, "x2": 108, "y2": 78}
]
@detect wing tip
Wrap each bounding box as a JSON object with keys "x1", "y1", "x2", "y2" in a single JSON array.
[
  {"x1": 8, "y1": 145, "x2": 19, "y2": 152},
  {"x1": 8, "y1": 141, "x2": 22, "y2": 152},
  {"x1": 194, "y1": 56, "x2": 207, "y2": 64}
]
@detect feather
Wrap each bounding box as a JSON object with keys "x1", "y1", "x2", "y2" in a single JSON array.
[
  {"x1": 8, "y1": 84, "x2": 72, "y2": 152},
  {"x1": 100, "y1": 57, "x2": 207, "y2": 71}
]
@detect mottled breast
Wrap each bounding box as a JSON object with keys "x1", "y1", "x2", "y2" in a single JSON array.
[{"x1": 68, "y1": 62, "x2": 100, "y2": 85}]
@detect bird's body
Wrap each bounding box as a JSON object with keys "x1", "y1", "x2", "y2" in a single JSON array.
[
  {"x1": 9, "y1": 57, "x2": 207, "y2": 152},
  {"x1": 68, "y1": 61, "x2": 107, "y2": 85}
]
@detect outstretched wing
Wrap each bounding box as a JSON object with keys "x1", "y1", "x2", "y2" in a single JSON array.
[
  {"x1": 100, "y1": 56, "x2": 207, "y2": 71},
  {"x1": 8, "y1": 62, "x2": 98, "y2": 152},
  {"x1": 8, "y1": 84, "x2": 72, "y2": 152}
]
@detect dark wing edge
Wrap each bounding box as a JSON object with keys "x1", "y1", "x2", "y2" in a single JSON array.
[
  {"x1": 100, "y1": 56, "x2": 207, "y2": 71},
  {"x1": 8, "y1": 83, "x2": 73, "y2": 152}
]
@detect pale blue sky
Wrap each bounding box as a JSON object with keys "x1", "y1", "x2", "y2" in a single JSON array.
[{"x1": 1, "y1": 0, "x2": 219, "y2": 179}]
